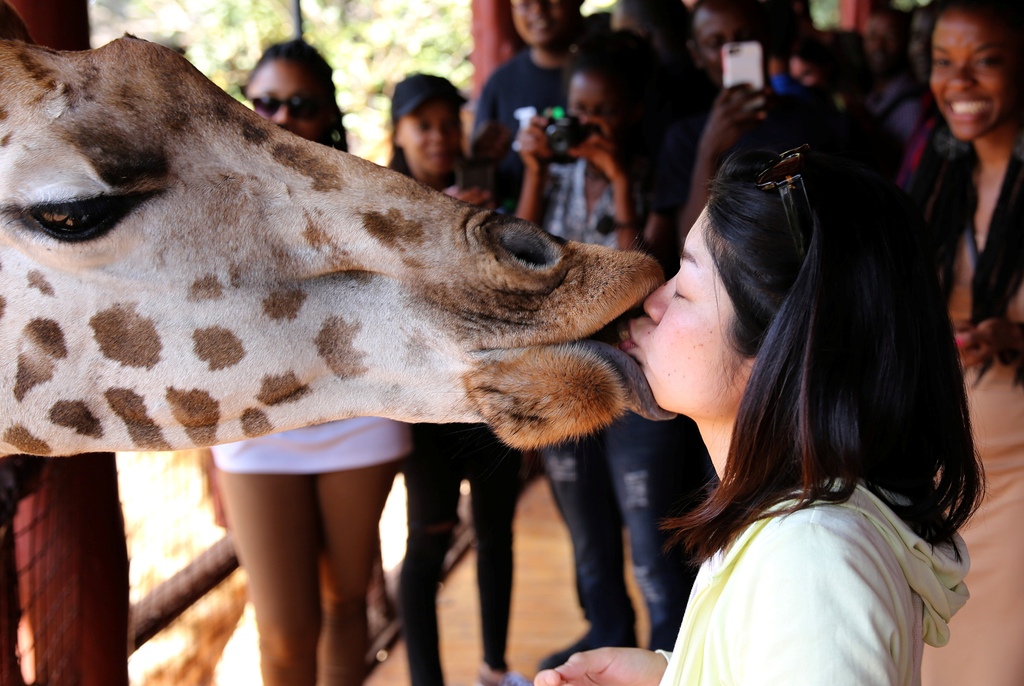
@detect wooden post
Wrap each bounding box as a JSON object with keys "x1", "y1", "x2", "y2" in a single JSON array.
[
  {"x1": 7, "y1": 0, "x2": 89, "y2": 50},
  {"x1": 839, "y1": 0, "x2": 885, "y2": 33},
  {"x1": 292, "y1": 0, "x2": 304, "y2": 40},
  {"x1": 470, "y1": 0, "x2": 524, "y2": 99}
]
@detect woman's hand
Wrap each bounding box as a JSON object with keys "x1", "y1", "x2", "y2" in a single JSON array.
[
  {"x1": 533, "y1": 647, "x2": 667, "y2": 686},
  {"x1": 515, "y1": 115, "x2": 554, "y2": 173},
  {"x1": 571, "y1": 129, "x2": 627, "y2": 185},
  {"x1": 955, "y1": 318, "x2": 1024, "y2": 366},
  {"x1": 444, "y1": 185, "x2": 495, "y2": 209},
  {"x1": 695, "y1": 84, "x2": 769, "y2": 165}
]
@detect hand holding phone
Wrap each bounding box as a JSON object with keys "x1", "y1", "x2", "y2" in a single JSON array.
[{"x1": 722, "y1": 41, "x2": 764, "y2": 91}]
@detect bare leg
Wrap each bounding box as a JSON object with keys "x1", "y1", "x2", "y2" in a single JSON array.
[
  {"x1": 217, "y1": 471, "x2": 320, "y2": 686},
  {"x1": 317, "y1": 461, "x2": 400, "y2": 686}
]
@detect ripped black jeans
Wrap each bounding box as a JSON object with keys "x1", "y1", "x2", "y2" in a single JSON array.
[{"x1": 399, "y1": 424, "x2": 521, "y2": 686}]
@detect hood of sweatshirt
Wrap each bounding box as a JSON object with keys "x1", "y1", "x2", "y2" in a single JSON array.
[
  {"x1": 713, "y1": 484, "x2": 969, "y2": 648},
  {"x1": 841, "y1": 485, "x2": 970, "y2": 647}
]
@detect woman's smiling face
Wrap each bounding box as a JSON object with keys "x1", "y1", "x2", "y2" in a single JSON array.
[
  {"x1": 621, "y1": 214, "x2": 750, "y2": 427},
  {"x1": 930, "y1": 6, "x2": 1024, "y2": 145}
]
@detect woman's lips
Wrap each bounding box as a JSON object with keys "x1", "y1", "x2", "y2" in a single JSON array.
[{"x1": 616, "y1": 319, "x2": 637, "y2": 353}]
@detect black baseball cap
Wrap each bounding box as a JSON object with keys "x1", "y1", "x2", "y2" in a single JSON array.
[{"x1": 391, "y1": 73, "x2": 467, "y2": 123}]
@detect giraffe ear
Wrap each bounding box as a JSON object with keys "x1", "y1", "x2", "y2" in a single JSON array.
[{"x1": 0, "y1": 1, "x2": 35, "y2": 44}]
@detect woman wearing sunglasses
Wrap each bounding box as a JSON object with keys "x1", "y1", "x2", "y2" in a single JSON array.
[
  {"x1": 211, "y1": 39, "x2": 410, "y2": 686},
  {"x1": 534, "y1": 147, "x2": 982, "y2": 686},
  {"x1": 245, "y1": 38, "x2": 348, "y2": 151}
]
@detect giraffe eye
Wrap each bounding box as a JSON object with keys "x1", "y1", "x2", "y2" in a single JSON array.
[{"x1": 27, "y1": 195, "x2": 147, "y2": 242}]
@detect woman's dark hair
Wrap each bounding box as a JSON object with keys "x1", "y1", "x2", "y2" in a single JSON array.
[
  {"x1": 613, "y1": 0, "x2": 691, "y2": 66},
  {"x1": 565, "y1": 29, "x2": 655, "y2": 110},
  {"x1": 670, "y1": 149, "x2": 982, "y2": 560},
  {"x1": 247, "y1": 39, "x2": 348, "y2": 152},
  {"x1": 907, "y1": 0, "x2": 1024, "y2": 382},
  {"x1": 688, "y1": 0, "x2": 768, "y2": 43}
]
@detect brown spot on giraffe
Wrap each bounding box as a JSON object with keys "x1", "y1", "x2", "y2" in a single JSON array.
[
  {"x1": 15, "y1": 47, "x2": 56, "y2": 92},
  {"x1": 14, "y1": 318, "x2": 69, "y2": 400},
  {"x1": 0, "y1": 295, "x2": 5, "y2": 323},
  {"x1": 263, "y1": 287, "x2": 307, "y2": 321},
  {"x1": 90, "y1": 304, "x2": 162, "y2": 369},
  {"x1": 49, "y1": 400, "x2": 104, "y2": 438},
  {"x1": 270, "y1": 140, "x2": 343, "y2": 192},
  {"x1": 27, "y1": 269, "x2": 54, "y2": 296},
  {"x1": 67, "y1": 128, "x2": 169, "y2": 188},
  {"x1": 0, "y1": 133, "x2": 10, "y2": 147},
  {"x1": 25, "y1": 318, "x2": 67, "y2": 359},
  {"x1": 257, "y1": 372, "x2": 310, "y2": 406},
  {"x1": 302, "y1": 216, "x2": 335, "y2": 251},
  {"x1": 0, "y1": 105, "x2": 7, "y2": 121},
  {"x1": 228, "y1": 263, "x2": 244, "y2": 288},
  {"x1": 166, "y1": 387, "x2": 220, "y2": 445},
  {"x1": 104, "y1": 387, "x2": 171, "y2": 450},
  {"x1": 188, "y1": 275, "x2": 224, "y2": 301},
  {"x1": 240, "y1": 118, "x2": 270, "y2": 145},
  {"x1": 14, "y1": 353, "x2": 53, "y2": 402},
  {"x1": 361, "y1": 208, "x2": 427, "y2": 249},
  {"x1": 4, "y1": 425, "x2": 51, "y2": 455},
  {"x1": 192, "y1": 326, "x2": 244, "y2": 370},
  {"x1": 316, "y1": 317, "x2": 368, "y2": 377},
  {"x1": 241, "y1": 408, "x2": 273, "y2": 437}
]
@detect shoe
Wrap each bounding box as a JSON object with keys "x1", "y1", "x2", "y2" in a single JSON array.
[
  {"x1": 537, "y1": 635, "x2": 595, "y2": 671},
  {"x1": 475, "y1": 665, "x2": 531, "y2": 686}
]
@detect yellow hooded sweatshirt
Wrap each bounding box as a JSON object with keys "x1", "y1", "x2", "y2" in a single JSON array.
[{"x1": 657, "y1": 484, "x2": 970, "y2": 685}]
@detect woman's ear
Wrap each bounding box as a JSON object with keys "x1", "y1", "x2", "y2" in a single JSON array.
[{"x1": 393, "y1": 121, "x2": 407, "y2": 150}]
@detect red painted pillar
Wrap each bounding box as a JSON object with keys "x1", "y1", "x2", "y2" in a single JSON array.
[
  {"x1": 8, "y1": 0, "x2": 89, "y2": 50},
  {"x1": 840, "y1": 0, "x2": 885, "y2": 33},
  {"x1": 470, "y1": 0, "x2": 524, "y2": 99}
]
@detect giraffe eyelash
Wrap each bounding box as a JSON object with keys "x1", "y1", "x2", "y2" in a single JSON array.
[{"x1": 24, "y1": 193, "x2": 152, "y2": 243}]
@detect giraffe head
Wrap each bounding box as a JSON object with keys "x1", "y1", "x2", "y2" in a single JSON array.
[{"x1": 0, "y1": 29, "x2": 672, "y2": 457}]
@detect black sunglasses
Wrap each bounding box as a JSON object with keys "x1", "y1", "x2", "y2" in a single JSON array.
[
  {"x1": 755, "y1": 144, "x2": 813, "y2": 259},
  {"x1": 250, "y1": 94, "x2": 328, "y2": 121}
]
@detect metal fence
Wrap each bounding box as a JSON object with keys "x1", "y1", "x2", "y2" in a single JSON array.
[{"x1": 0, "y1": 450, "x2": 442, "y2": 685}]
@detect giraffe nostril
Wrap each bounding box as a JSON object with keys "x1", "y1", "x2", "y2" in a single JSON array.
[{"x1": 494, "y1": 220, "x2": 561, "y2": 269}]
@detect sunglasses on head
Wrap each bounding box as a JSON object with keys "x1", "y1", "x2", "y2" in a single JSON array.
[
  {"x1": 250, "y1": 94, "x2": 327, "y2": 120},
  {"x1": 755, "y1": 144, "x2": 813, "y2": 259}
]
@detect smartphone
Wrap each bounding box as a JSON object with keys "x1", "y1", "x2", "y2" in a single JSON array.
[
  {"x1": 455, "y1": 158, "x2": 495, "y2": 194},
  {"x1": 722, "y1": 41, "x2": 764, "y2": 90}
]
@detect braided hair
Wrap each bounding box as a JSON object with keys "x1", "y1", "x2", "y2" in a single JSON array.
[{"x1": 248, "y1": 39, "x2": 348, "y2": 152}]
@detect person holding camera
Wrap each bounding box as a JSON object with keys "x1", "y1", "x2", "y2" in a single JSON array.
[
  {"x1": 514, "y1": 31, "x2": 645, "y2": 250},
  {"x1": 515, "y1": 30, "x2": 714, "y2": 671}
]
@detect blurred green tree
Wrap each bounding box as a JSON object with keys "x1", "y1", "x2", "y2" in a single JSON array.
[
  {"x1": 90, "y1": 0, "x2": 614, "y2": 163},
  {"x1": 91, "y1": 0, "x2": 474, "y2": 162}
]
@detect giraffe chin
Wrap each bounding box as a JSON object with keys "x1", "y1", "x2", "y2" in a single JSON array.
[
  {"x1": 465, "y1": 341, "x2": 675, "y2": 451},
  {"x1": 573, "y1": 339, "x2": 675, "y2": 423}
]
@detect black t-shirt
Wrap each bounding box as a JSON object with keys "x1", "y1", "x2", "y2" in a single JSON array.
[{"x1": 474, "y1": 50, "x2": 567, "y2": 209}]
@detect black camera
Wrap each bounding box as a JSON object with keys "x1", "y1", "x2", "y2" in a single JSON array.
[{"x1": 545, "y1": 115, "x2": 597, "y2": 162}]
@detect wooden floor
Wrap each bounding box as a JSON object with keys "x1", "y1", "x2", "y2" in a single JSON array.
[{"x1": 364, "y1": 476, "x2": 647, "y2": 686}]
